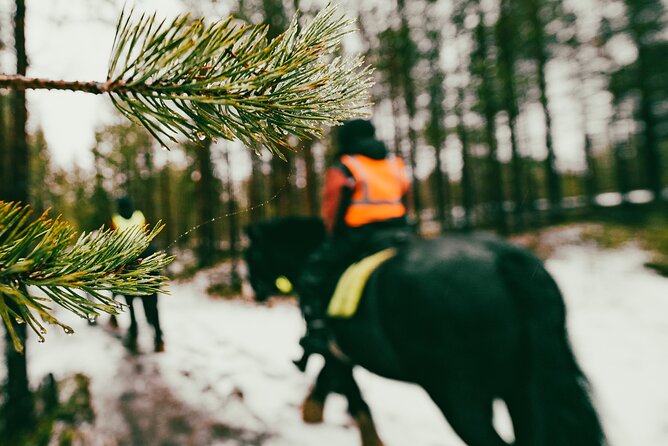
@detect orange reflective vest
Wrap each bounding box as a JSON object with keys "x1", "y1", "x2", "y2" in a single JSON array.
[{"x1": 340, "y1": 154, "x2": 409, "y2": 227}]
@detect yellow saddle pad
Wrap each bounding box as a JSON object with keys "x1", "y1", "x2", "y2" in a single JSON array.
[{"x1": 327, "y1": 248, "x2": 397, "y2": 318}]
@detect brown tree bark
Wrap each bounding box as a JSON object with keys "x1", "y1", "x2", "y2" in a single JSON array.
[
  {"x1": 196, "y1": 140, "x2": 219, "y2": 267},
  {"x1": 2, "y1": 0, "x2": 33, "y2": 441}
]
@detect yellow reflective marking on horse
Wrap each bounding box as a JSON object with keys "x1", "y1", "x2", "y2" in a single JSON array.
[
  {"x1": 275, "y1": 275, "x2": 293, "y2": 293},
  {"x1": 327, "y1": 248, "x2": 396, "y2": 318}
]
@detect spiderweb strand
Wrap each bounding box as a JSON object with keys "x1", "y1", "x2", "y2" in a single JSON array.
[{"x1": 165, "y1": 173, "x2": 294, "y2": 251}]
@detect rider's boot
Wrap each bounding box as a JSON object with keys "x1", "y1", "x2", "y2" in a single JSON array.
[
  {"x1": 292, "y1": 285, "x2": 332, "y2": 371},
  {"x1": 293, "y1": 317, "x2": 330, "y2": 372},
  {"x1": 299, "y1": 316, "x2": 330, "y2": 355}
]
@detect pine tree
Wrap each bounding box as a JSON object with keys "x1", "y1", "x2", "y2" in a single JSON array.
[
  {"x1": 604, "y1": 0, "x2": 667, "y2": 203},
  {"x1": 471, "y1": 10, "x2": 507, "y2": 233},
  {"x1": 0, "y1": 9, "x2": 370, "y2": 440},
  {"x1": 0, "y1": 5, "x2": 372, "y2": 154},
  {"x1": 496, "y1": 0, "x2": 527, "y2": 229},
  {"x1": 0, "y1": 4, "x2": 371, "y2": 342},
  {"x1": 424, "y1": 0, "x2": 450, "y2": 233}
]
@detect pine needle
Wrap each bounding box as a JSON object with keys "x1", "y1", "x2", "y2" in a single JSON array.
[
  {"x1": 106, "y1": 4, "x2": 373, "y2": 153},
  {"x1": 0, "y1": 201, "x2": 173, "y2": 352}
]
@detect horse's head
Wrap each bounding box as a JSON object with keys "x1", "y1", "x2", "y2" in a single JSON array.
[{"x1": 244, "y1": 216, "x2": 326, "y2": 302}]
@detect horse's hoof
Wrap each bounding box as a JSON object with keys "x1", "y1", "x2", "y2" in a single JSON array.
[
  {"x1": 302, "y1": 398, "x2": 324, "y2": 424},
  {"x1": 154, "y1": 340, "x2": 165, "y2": 353},
  {"x1": 355, "y1": 412, "x2": 384, "y2": 446}
]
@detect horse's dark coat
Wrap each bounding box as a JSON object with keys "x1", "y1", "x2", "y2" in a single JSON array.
[{"x1": 245, "y1": 216, "x2": 605, "y2": 446}]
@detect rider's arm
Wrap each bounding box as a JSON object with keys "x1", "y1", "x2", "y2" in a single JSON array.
[{"x1": 321, "y1": 163, "x2": 354, "y2": 234}]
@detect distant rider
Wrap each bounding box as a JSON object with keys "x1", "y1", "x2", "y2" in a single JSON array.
[{"x1": 111, "y1": 196, "x2": 164, "y2": 352}]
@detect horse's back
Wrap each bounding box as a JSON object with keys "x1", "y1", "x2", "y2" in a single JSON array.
[
  {"x1": 329, "y1": 234, "x2": 604, "y2": 445},
  {"x1": 333, "y1": 235, "x2": 543, "y2": 385}
]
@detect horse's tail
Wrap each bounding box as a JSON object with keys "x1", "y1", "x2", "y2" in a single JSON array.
[{"x1": 499, "y1": 248, "x2": 605, "y2": 446}]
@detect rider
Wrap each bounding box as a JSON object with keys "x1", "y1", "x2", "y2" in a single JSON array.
[
  {"x1": 111, "y1": 196, "x2": 158, "y2": 259},
  {"x1": 112, "y1": 196, "x2": 147, "y2": 232},
  {"x1": 111, "y1": 196, "x2": 164, "y2": 351},
  {"x1": 297, "y1": 119, "x2": 411, "y2": 363}
]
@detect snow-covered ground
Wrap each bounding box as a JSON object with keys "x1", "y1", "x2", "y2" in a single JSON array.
[{"x1": 5, "y1": 240, "x2": 668, "y2": 445}]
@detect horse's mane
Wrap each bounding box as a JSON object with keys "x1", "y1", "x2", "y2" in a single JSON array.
[
  {"x1": 252, "y1": 215, "x2": 322, "y2": 239},
  {"x1": 247, "y1": 216, "x2": 326, "y2": 256}
]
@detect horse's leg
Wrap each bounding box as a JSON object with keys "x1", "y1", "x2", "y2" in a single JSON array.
[
  {"x1": 302, "y1": 359, "x2": 383, "y2": 446},
  {"x1": 302, "y1": 361, "x2": 334, "y2": 424},
  {"x1": 342, "y1": 374, "x2": 383, "y2": 446},
  {"x1": 504, "y1": 388, "x2": 536, "y2": 446},
  {"x1": 328, "y1": 360, "x2": 384, "y2": 446},
  {"x1": 123, "y1": 295, "x2": 138, "y2": 352},
  {"x1": 425, "y1": 379, "x2": 509, "y2": 446},
  {"x1": 141, "y1": 293, "x2": 164, "y2": 352}
]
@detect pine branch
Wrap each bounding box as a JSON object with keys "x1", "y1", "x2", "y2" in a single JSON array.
[
  {"x1": 0, "y1": 5, "x2": 373, "y2": 153},
  {"x1": 0, "y1": 201, "x2": 173, "y2": 352},
  {"x1": 0, "y1": 75, "x2": 109, "y2": 93},
  {"x1": 107, "y1": 4, "x2": 372, "y2": 152}
]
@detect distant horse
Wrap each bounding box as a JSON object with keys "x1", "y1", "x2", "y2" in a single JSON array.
[{"x1": 244, "y1": 216, "x2": 605, "y2": 446}]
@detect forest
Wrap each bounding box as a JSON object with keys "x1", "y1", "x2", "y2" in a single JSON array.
[
  {"x1": 2, "y1": 0, "x2": 666, "y2": 265},
  {"x1": 0, "y1": 0, "x2": 667, "y2": 444}
]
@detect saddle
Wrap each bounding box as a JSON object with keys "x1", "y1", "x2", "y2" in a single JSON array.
[
  {"x1": 293, "y1": 229, "x2": 410, "y2": 371},
  {"x1": 327, "y1": 247, "x2": 396, "y2": 318},
  {"x1": 326, "y1": 227, "x2": 410, "y2": 314}
]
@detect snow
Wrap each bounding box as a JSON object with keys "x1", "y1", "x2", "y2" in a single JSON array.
[
  {"x1": 547, "y1": 244, "x2": 668, "y2": 446},
  {"x1": 594, "y1": 192, "x2": 624, "y2": 207},
  {"x1": 2, "y1": 241, "x2": 667, "y2": 445}
]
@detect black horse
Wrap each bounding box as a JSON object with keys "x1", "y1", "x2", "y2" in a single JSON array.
[{"x1": 245, "y1": 216, "x2": 605, "y2": 446}]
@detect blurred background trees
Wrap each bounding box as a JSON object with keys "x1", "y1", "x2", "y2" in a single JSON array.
[
  {"x1": 0, "y1": 1, "x2": 664, "y2": 270},
  {"x1": 1, "y1": 0, "x2": 666, "y2": 258},
  {"x1": 0, "y1": 0, "x2": 666, "y2": 442}
]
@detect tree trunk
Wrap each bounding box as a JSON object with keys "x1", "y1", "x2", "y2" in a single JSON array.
[
  {"x1": 475, "y1": 17, "x2": 507, "y2": 233},
  {"x1": 456, "y1": 88, "x2": 474, "y2": 230},
  {"x1": 262, "y1": 0, "x2": 296, "y2": 218},
  {"x1": 160, "y1": 166, "x2": 174, "y2": 249},
  {"x1": 222, "y1": 145, "x2": 241, "y2": 291},
  {"x1": 583, "y1": 133, "x2": 598, "y2": 206},
  {"x1": 636, "y1": 45, "x2": 662, "y2": 202},
  {"x1": 527, "y1": 0, "x2": 562, "y2": 221},
  {"x1": 0, "y1": 94, "x2": 7, "y2": 196},
  {"x1": 614, "y1": 142, "x2": 632, "y2": 202},
  {"x1": 142, "y1": 147, "x2": 156, "y2": 226},
  {"x1": 248, "y1": 154, "x2": 266, "y2": 222},
  {"x1": 3, "y1": 0, "x2": 33, "y2": 440},
  {"x1": 425, "y1": 11, "x2": 449, "y2": 232},
  {"x1": 270, "y1": 154, "x2": 293, "y2": 217},
  {"x1": 196, "y1": 140, "x2": 218, "y2": 267},
  {"x1": 574, "y1": 50, "x2": 598, "y2": 207},
  {"x1": 397, "y1": 0, "x2": 421, "y2": 227},
  {"x1": 497, "y1": 0, "x2": 525, "y2": 230},
  {"x1": 302, "y1": 140, "x2": 320, "y2": 216},
  {"x1": 431, "y1": 86, "x2": 450, "y2": 232}
]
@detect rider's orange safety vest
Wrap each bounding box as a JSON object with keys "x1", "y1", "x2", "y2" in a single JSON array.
[{"x1": 340, "y1": 154, "x2": 409, "y2": 227}]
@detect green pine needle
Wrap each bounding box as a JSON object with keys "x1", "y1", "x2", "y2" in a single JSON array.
[
  {"x1": 107, "y1": 4, "x2": 373, "y2": 152},
  {"x1": 0, "y1": 201, "x2": 173, "y2": 352}
]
